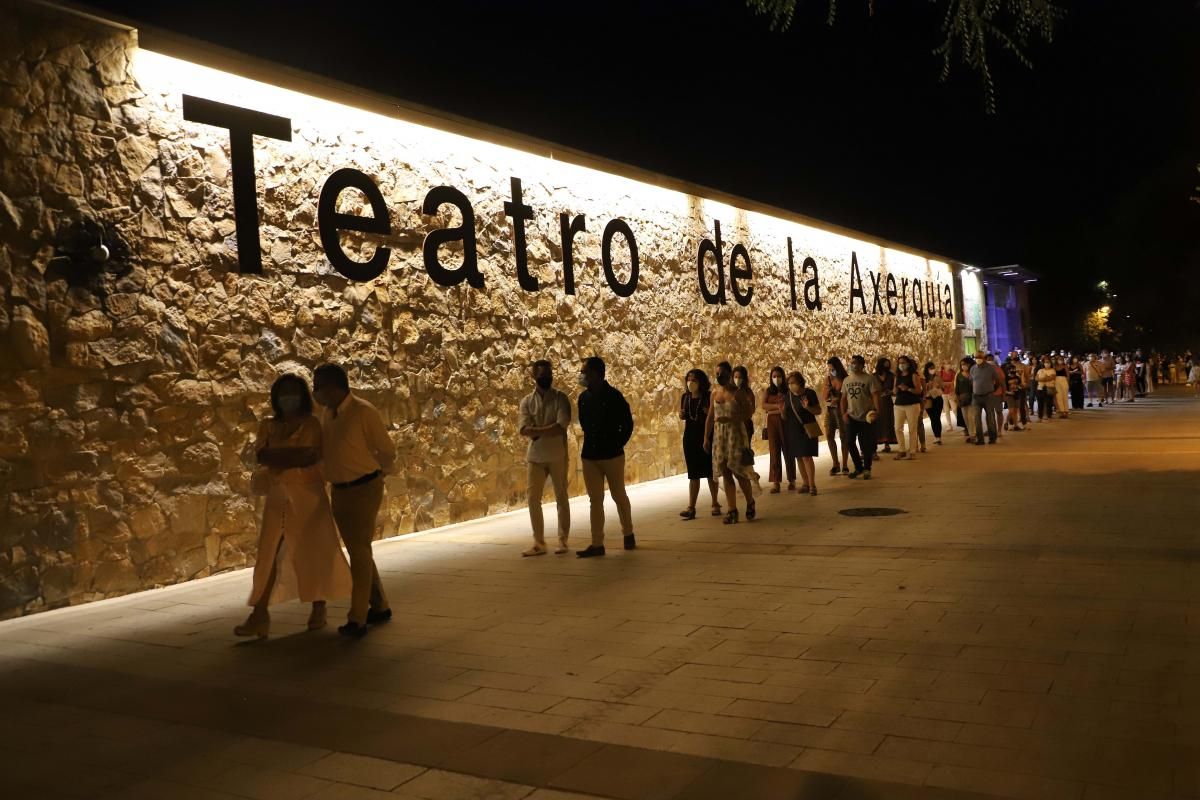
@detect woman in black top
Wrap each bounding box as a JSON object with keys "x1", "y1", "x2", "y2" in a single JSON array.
[
  {"x1": 679, "y1": 369, "x2": 719, "y2": 520},
  {"x1": 874, "y1": 358, "x2": 897, "y2": 452},
  {"x1": 955, "y1": 357, "x2": 974, "y2": 438},
  {"x1": 820, "y1": 357, "x2": 850, "y2": 476},
  {"x1": 1068, "y1": 356, "x2": 1085, "y2": 410},
  {"x1": 892, "y1": 354, "x2": 924, "y2": 460},
  {"x1": 782, "y1": 372, "x2": 822, "y2": 495}
]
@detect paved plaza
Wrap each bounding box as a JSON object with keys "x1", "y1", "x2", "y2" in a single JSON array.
[{"x1": 1, "y1": 390, "x2": 1198, "y2": 800}]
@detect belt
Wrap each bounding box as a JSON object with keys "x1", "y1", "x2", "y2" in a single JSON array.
[{"x1": 331, "y1": 470, "x2": 381, "y2": 490}]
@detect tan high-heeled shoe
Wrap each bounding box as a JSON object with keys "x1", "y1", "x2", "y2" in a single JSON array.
[
  {"x1": 307, "y1": 602, "x2": 327, "y2": 631},
  {"x1": 234, "y1": 611, "x2": 270, "y2": 639}
]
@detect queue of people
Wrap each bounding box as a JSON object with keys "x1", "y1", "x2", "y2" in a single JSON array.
[{"x1": 236, "y1": 346, "x2": 1191, "y2": 638}]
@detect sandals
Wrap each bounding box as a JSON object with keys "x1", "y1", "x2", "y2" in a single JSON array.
[
  {"x1": 809, "y1": 486, "x2": 818, "y2": 496},
  {"x1": 711, "y1": 505, "x2": 723, "y2": 517},
  {"x1": 798, "y1": 484, "x2": 811, "y2": 494},
  {"x1": 745, "y1": 502, "x2": 756, "y2": 521},
  {"x1": 679, "y1": 507, "x2": 697, "y2": 520},
  {"x1": 769, "y1": 484, "x2": 781, "y2": 494},
  {"x1": 723, "y1": 509, "x2": 739, "y2": 525}
]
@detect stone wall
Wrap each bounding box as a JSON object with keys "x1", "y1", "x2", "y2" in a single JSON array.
[{"x1": 0, "y1": 2, "x2": 959, "y2": 617}]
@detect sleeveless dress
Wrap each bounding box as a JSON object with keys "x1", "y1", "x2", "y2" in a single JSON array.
[
  {"x1": 875, "y1": 371, "x2": 897, "y2": 444},
  {"x1": 681, "y1": 391, "x2": 713, "y2": 480},
  {"x1": 711, "y1": 398, "x2": 760, "y2": 487},
  {"x1": 249, "y1": 416, "x2": 353, "y2": 606}
]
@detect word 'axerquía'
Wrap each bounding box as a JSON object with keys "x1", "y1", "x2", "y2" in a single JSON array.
[{"x1": 183, "y1": 95, "x2": 955, "y2": 325}]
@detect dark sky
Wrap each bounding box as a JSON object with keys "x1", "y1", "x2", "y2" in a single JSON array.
[{"x1": 88, "y1": 0, "x2": 1200, "y2": 347}]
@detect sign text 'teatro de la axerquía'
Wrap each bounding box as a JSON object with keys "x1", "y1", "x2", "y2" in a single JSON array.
[{"x1": 182, "y1": 94, "x2": 956, "y2": 329}]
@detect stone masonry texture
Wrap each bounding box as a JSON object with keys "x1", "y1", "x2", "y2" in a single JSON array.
[{"x1": 0, "y1": 3, "x2": 958, "y2": 617}]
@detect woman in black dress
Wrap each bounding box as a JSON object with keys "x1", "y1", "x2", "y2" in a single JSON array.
[
  {"x1": 1068, "y1": 356, "x2": 1085, "y2": 410},
  {"x1": 782, "y1": 371, "x2": 822, "y2": 496},
  {"x1": 679, "y1": 368, "x2": 720, "y2": 520},
  {"x1": 874, "y1": 357, "x2": 897, "y2": 453}
]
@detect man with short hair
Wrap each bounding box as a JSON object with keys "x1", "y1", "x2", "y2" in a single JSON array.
[
  {"x1": 312, "y1": 363, "x2": 396, "y2": 638},
  {"x1": 1100, "y1": 350, "x2": 1116, "y2": 404},
  {"x1": 969, "y1": 353, "x2": 1001, "y2": 445},
  {"x1": 1085, "y1": 353, "x2": 1102, "y2": 407},
  {"x1": 518, "y1": 360, "x2": 571, "y2": 557},
  {"x1": 840, "y1": 354, "x2": 882, "y2": 480},
  {"x1": 575, "y1": 356, "x2": 636, "y2": 558}
]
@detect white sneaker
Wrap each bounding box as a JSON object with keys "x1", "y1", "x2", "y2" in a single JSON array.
[{"x1": 522, "y1": 545, "x2": 547, "y2": 557}]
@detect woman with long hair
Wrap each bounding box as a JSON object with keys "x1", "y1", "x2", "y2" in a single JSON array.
[
  {"x1": 820, "y1": 357, "x2": 850, "y2": 476},
  {"x1": 236, "y1": 374, "x2": 352, "y2": 639},
  {"x1": 679, "y1": 369, "x2": 720, "y2": 520},
  {"x1": 955, "y1": 357, "x2": 975, "y2": 439},
  {"x1": 1068, "y1": 356, "x2": 1085, "y2": 410},
  {"x1": 874, "y1": 357, "x2": 897, "y2": 453},
  {"x1": 1053, "y1": 356, "x2": 1071, "y2": 417},
  {"x1": 891, "y1": 355, "x2": 924, "y2": 460},
  {"x1": 762, "y1": 365, "x2": 794, "y2": 493},
  {"x1": 1035, "y1": 355, "x2": 1056, "y2": 421},
  {"x1": 733, "y1": 365, "x2": 756, "y2": 443},
  {"x1": 705, "y1": 361, "x2": 759, "y2": 524},
  {"x1": 922, "y1": 361, "x2": 944, "y2": 446},
  {"x1": 782, "y1": 372, "x2": 822, "y2": 495}
]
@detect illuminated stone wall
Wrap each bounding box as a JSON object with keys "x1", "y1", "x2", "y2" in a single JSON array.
[{"x1": 0, "y1": 3, "x2": 959, "y2": 617}]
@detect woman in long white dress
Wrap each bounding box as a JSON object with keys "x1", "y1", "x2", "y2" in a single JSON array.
[{"x1": 235, "y1": 375, "x2": 353, "y2": 639}]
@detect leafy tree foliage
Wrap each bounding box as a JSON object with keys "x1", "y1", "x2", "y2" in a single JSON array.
[{"x1": 746, "y1": 0, "x2": 1064, "y2": 112}]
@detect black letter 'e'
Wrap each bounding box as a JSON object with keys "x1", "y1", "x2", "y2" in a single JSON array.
[
  {"x1": 728, "y1": 243, "x2": 753, "y2": 307},
  {"x1": 601, "y1": 218, "x2": 638, "y2": 298},
  {"x1": 421, "y1": 186, "x2": 482, "y2": 288},
  {"x1": 317, "y1": 168, "x2": 391, "y2": 282},
  {"x1": 182, "y1": 95, "x2": 291, "y2": 275}
]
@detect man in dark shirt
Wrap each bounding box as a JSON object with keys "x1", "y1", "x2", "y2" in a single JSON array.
[{"x1": 576, "y1": 356, "x2": 635, "y2": 557}]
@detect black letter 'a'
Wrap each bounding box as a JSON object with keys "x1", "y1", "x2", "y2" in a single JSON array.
[
  {"x1": 182, "y1": 95, "x2": 291, "y2": 274},
  {"x1": 421, "y1": 186, "x2": 482, "y2": 288}
]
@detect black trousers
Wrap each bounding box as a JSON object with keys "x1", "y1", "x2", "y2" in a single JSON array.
[
  {"x1": 846, "y1": 417, "x2": 876, "y2": 472},
  {"x1": 928, "y1": 397, "x2": 943, "y2": 438}
]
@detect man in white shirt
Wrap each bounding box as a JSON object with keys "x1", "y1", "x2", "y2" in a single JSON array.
[
  {"x1": 312, "y1": 364, "x2": 396, "y2": 638},
  {"x1": 1085, "y1": 353, "x2": 1102, "y2": 407},
  {"x1": 518, "y1": 360, "x2": 572, "y2": 557}
]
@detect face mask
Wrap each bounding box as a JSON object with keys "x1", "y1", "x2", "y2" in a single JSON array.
[
  {"x1": 773, "y1": 377, "x2": 783, "y2": 387},
  {"x1": 788, "y1": 384, "x2": 801, "y2": 395},
  {"x1": 577, "y1": 373, "x2": 589, "y2": 388},
  {"x1": 733, "y1": 376, "x2": 744, "y2": 388},
  {"x1": 278, "y1": 395, "x2": 302, "y2": 414},
  {"x1": 535, "y1": 375, "x2": 552, "y2": 390},
  {"x1": 686, "y1": 380, "x2": 699, "y2": 393}
]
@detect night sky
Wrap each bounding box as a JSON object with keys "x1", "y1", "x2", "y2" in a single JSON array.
[{"x1": 87, "y1": 0, "x2": 1200, "y2": 349}]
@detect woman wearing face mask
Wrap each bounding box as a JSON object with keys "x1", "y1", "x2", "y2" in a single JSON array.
[
  {"x1": 733, "y1": 365, "x2": 756, "y2": 443},
  {"x1": 1053, "y1": 357, "x2": 1071, "y2": 418},
  {"x1": 820, "y1": 357, "x2": 850, "y2": 476},
  {"x1": 1068, "y1": 356, "x2": 1085, "y2": 410},
  {"x1": 891, "y1": 355, "x2": 924, "y2": 460},
  {"x1": 679, "y1": 369, "x2": 720, "y2": 519},
  {"x1": 874, "y1": 358, "x2": 897, "y2": 453},
  {"x1": 922, "y1": 361, "x2": 944, "y2": 446},
  {"x1": 782, "y1": 372, "x2": 821, "y2": 495},
  {"x1": 939, "y1": 363, "x2": 958, "y2": 431},
  {"x1": 761, "y1": 366, "x2": 794, "y2": 493},
  {"x1": 237, "y1": 374, "x2": 352, "y2": 639},
  {"x1": 955, "y1": 357, "x2": 975, "y2": 439},
  {"x1": 1035, "y1": 357, "x2": 1057, "y2": 421},
  {"x1": 705, "y1": 361, "x2": 759, "y2": 524}
]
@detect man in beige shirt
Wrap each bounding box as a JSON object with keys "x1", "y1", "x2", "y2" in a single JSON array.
[
  {"x1": 313, "y1": 363, "x2": 396, "y2": 637},
  {"x1": 518, "y1": 360, "x2": 572, "y2": 557}
]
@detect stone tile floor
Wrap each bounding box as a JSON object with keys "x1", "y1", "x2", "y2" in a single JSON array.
[{"x1": 2, "y1": 389, "x2": 1199, "y2": 799}]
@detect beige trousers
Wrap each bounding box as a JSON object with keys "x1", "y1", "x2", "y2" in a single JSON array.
[
  {"x1": 528, "y1": 458, "x2": 570, "y2": 545},
  {"x1": 581, "y1": 455, "x2": 633, "y2": 546},
  {"x1": 331, "y1": 477, "x2": 388, "y2": 625}
]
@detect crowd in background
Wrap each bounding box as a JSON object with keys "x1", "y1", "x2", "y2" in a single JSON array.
[{"x1": 233, "y1": 348, "x2": 1198, "y2": 638}]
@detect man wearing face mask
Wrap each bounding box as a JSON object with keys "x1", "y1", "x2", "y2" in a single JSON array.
[
  {"x1": 969, "y1": 353, "x2": 1001, "y2": 445},
  {"x1": 839, "y1": 355, "x2": 881, "y2": 480},
  {"x1": 312, "y1": 363, "x2": 396, "y2": 637},
  {"x1": 518, "y1": 360, "x2": 572, "y2": 557},
  {"x1": 576, "y1": 356, "x2": 636, "y2": 557}
]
